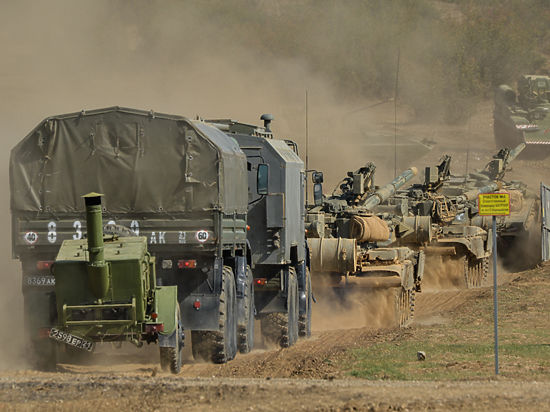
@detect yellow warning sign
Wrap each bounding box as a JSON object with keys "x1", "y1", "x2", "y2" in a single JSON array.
[{"x1": 478, "y1": 193, "x2": 510, "y2": 216}]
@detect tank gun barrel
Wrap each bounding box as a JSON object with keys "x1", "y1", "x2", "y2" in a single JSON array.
[
  {"x1": 460, "y1": 182, "x2": 499, "y2": 202},
  {"x1": 507, "y1": 143, "x2": 526, "y2": 164},
  {"x1": 362, "y1": 167, "x2": 418, "y2": 210}
]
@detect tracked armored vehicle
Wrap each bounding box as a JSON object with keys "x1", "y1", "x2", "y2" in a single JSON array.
[
  {"x1": 382, "y1": 156, "x2": 492, "y2": 288},
  {"x1": 439, "y1": 144, "x2": 542, "y2": 270},
  {"x1": 50, "y1": 193, "x2": 182, "y2": 372},
  {"x1": 494, "y1": 75, "x2": 550, "y2": 158},
  {"x1": 306, "y1": 165, "x2": 426, "y2": 327}
]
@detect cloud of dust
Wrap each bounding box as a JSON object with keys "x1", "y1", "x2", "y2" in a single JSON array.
[
  {"x1": 421, "y1": 255, "x2": 465, "y2": 291},
  {"x1": 311, "y1": 272, "x2": 399, "y2": 331},
  {"x1": 0, "y1": 1, "x2": 521, "y2": 368}
]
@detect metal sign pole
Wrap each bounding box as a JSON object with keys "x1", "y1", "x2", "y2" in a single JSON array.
[{"x1": 493, "y1": 215, "x2": 499, "y2": 375}]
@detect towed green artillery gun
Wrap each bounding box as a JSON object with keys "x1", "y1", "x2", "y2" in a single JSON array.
[
  {"x1": 50, "y1": 193, "x2": 183, "y2": 373},
  {"x1": 439, "y1": 143, "x2": 542, "y2": 269},
  {"x1": 494, "y1": 75, "x2": 550, "y2": 158},
  {"x1": 306, "y1": 166, "x2": 427, "y2": 327}
]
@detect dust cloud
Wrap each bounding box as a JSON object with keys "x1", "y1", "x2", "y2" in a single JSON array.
[
  {"x1": 311, "y1": 273, "x2": 399, "y2": 331},
  {"x1": 1, "y1": 1, "x2": 546, "y2": 370}
]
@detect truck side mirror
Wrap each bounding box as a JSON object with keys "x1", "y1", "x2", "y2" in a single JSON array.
[
  {"x1": 257, "y1": 164, "x2": 269, "y2": 195},
  {"x1": 313, "y1": 183, "x2": 323, "y2": 206},
  {"x1": 312, "y1": 171, "x2": 324, "y2": 184}
]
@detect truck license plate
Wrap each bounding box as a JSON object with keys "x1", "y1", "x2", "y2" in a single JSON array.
[{"x1": 49, "y1": 328, "x2": 94, "y2": 352}]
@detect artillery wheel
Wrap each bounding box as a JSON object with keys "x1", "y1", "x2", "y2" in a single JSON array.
[
  {"x1": 464, "y1": 256, "x2": 489, "y2": 288},
  {"x1": 160, "y1": 305, "x2": 183, "y2": 374},
  {"x1": 298, "y1": 267, "x2": 312, "y2": 338},
  {"x1": 191, "y1": 266, "x2": 237, "y2": 363},
  {"x1": 395, "y1": 287, "x2": 415, "y2": 328},
  {"x1": 261, "y1": 267, "x2": 299, "y2": 348},
  {"x1": 238, "y1": 265, "x2": 255, "y2": 354}
]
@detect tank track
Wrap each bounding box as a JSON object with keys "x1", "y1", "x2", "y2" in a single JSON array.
[
  {"x1": 464, "y1": 256, "x2": 489, "y2": 288},
  {"x1": 396, "y1": 287, "x2": 415, "y2": 328}
]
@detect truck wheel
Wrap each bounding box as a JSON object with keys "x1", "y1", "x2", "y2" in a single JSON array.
[
  {"x1": 261, "y1": 267, "x2": 299, "y2": 348},
  {"x1": 160, "y1": 306, "x2": 183, "y2": 374},
  {"x1": 298, "y1": 267, "x2": 312, "y2": 338},
  {"x1": 238, "y1": 265, "x2": 255, "y2": 354},
  {"x1": 191, "y1": 266, "x2": 238, "y2": 363}
]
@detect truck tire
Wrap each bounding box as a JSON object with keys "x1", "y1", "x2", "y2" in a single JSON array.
[
  {"x1": 238, "y1": 265, "x2": 255, "y2": 354},
  {"x1": 298, "y1": 267, "x2": 312, "y2": 338},
  {"x1": 261, "y1": 267, "x2": 299, "y2": 348},
  {"x1": 191, "y1": 266, "x2": 238, "y2": 363},
  {"x1": 160, "y1": 306, "x2": 183, "y2": 374}
]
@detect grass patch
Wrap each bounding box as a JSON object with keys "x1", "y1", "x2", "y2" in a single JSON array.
[{"x1": 342, "y1": 267, "x2": 550, "y2": 381}]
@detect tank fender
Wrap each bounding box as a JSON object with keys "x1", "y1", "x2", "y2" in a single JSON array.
[
  {"x1": 155, "y1": 286, "x2": 178, "y2": 346},
  {"x1": 437, "y1": 237, "x2": 488, "y2": 259},
  {"x1": 235, "y1": 256, "x2": 247, "y2": 299}
]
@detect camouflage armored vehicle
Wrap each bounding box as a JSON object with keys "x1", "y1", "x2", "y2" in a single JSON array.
[
  {"x1": 494, "y1": 75, "x2": 550, "y2": 158},
  {"x1": 381, "y1": 156, "x2": 492, "y2": 288},
  {"x1": 439, "y1": 144, "x2": 542, "y2": 270},
  {"x1": 204, "y1": 115, "x2": 311, "y2": 343},
  {"x1": 10, "y1": 107, "x2": 252, "y2": 366},
  {"x1": 306, "y1": 165, "x2": 426, "y2": 327},
  {"x1": 50, "y1": 193, "x2": 182, "y2": 372}
]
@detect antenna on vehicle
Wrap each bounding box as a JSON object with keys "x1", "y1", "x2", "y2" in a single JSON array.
[
  {"x1": 394, "y1": 47, "x2": 400, "y2": 178},
  {"x1": 305, "y1": 89, "x2": 309, "y2": 205}
]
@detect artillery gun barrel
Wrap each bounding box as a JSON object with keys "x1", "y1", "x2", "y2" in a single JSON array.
[
  {"x1": 362, "y1": 167, "x2": 418, "y2": 210},
  {"x1": 459, "y1": 182, "x2": 499, "y2": 202},
  {"x1": 508, "y1": 143, "x2": 526, "y2": 163},
  {"x1": 83, "y1": 192, "x2": 110, "y2": 299}
]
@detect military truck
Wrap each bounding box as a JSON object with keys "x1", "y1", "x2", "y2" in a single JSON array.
[
  {"x1": 11, "y1": 107, "x2": 254, "y2": 366},
  {"x1": 204, "y1": 114, "x2": 311, "y2": 343},
  {"x1": 494, "y1": 75, "x2": 550, "y2": 158},
  {"x1": 50, "y1": 193, "x2": 182, "y2": 373},
  {"x1": 306, "y1": 166, "x2": 426, "y2": 327}
]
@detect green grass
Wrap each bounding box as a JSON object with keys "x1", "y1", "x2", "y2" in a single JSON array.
[{"x1": 342, "y1": 268, "x2": 550, "y2": 381}]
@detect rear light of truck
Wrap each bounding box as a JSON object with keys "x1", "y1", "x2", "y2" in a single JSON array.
[
  {"x1": 36, "y1": 261, "x2": 54, "y2": 271},
  {"x1": 178, "y1": 259, "x2": 197, "y2": 269},
  {"x1": 193, "y1": 299, "x2": 201, "y2": 310},
  {"x1": 255, "y1": 278, "x2": 267, "y2": 286},
  {"x1": 145, "y1": 323, "x2": 164, "y2": 333}
]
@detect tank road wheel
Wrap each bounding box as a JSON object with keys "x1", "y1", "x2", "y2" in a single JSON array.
[
  {"x1": 191, "y1": 266, "x2": 238, "y2": 363},
  {"x1": 260, "y1": 267, "x2": 299, "y2": 348},
  {"x1": 395, "y1": 287, "x2": 415, "y2": 328},
  {"x1": 298, "y1": 267, "x2": 312, "y2": 338},
  {"x1": 238, "y1": 265, "x2": 255, "y2": 354},
  {"x1": 160, "y1": 306, "x2": 184, "y2": 374}
]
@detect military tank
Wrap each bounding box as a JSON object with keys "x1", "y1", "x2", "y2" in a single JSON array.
[
  {"x1": 381, "y1": 155, "x2": 493, "y2": 289},
  {"x1": 440, "y1": 143, "x2": 542, "y2": 271},
  {"x1": 306, "y1": 166, "x2": 427, "y2": 327},
  {"x1": 494, "y1": 75, "x2": 550, "y2": 158}
]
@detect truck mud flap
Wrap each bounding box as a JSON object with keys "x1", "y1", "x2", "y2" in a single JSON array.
[{"x1": 541, "y1": 183, "x2": 550, "y2": 261}]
